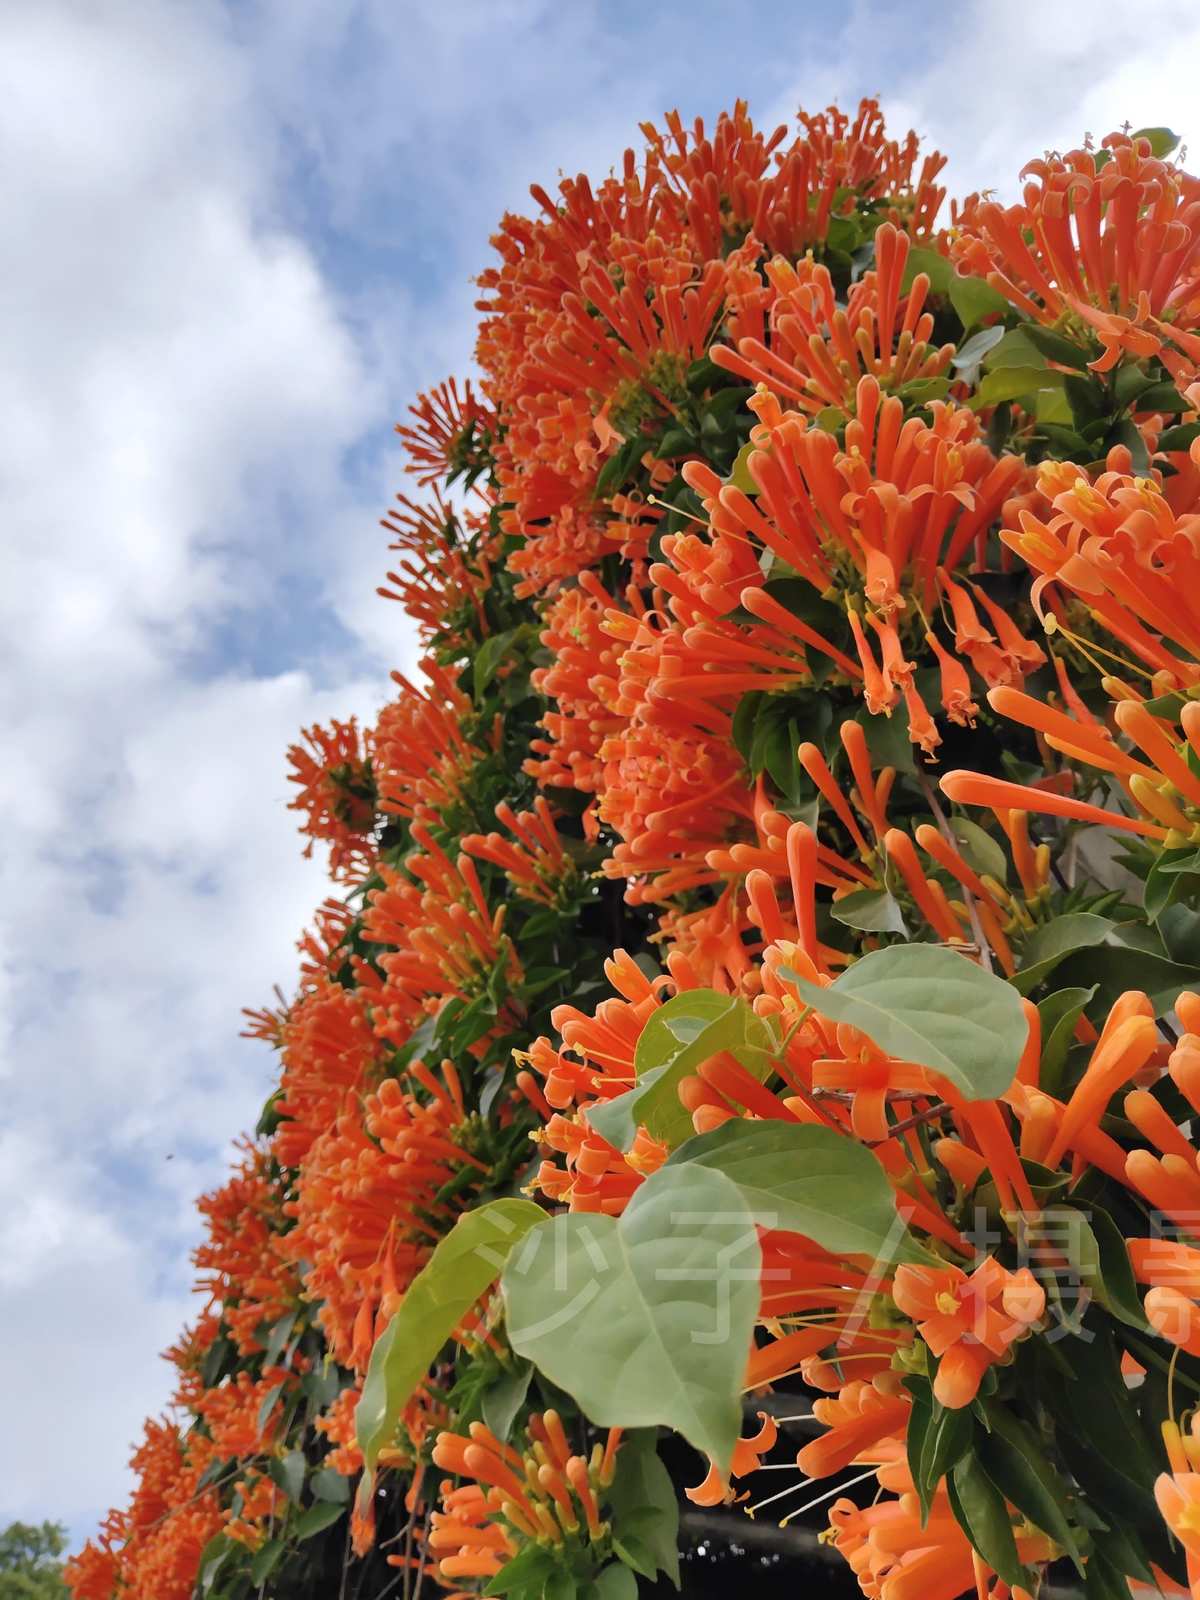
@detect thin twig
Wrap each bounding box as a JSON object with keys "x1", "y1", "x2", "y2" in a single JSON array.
[
  {"x1": 871, "y1": 1100, "x2": 950, "y2": 1144},
  {"x1": 918, "y1": 772, "x2": 994, "y2": 973},
  {"x1": 400, "y1": 1504, "x2": 415, "y2": 1600},
  {"x1": 410, "y1": 1508, "x2": 433, "y2": 1600},
  {"x1": 338, "y1": 1510, "x2": 352, "y2": 1600}
]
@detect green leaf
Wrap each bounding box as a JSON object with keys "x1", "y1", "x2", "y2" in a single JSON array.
[
  {"x1": 983, "y1": 327, "x2": 1048, "y2": 370},
  {"x1": 250, "y1": 1538, "x2": 284, "y2": 1585},
  {"x1": 1109, "y1": 416, "x2": 1151, "y2": 473},
  {"x1": 1145, "y1": 847, "x2": 1200, "y2": 920},
  {"x1": 256, "y1": 1380, "x2": 286, "y2": 1440},
  {"x1": 482, "y1": 1358, "x2": 534, "y2": 1442},
  {"x1": 895, "y1": 376, "x2": 952, "y2": 404},
  {"x1": 1014, "y1": 913, "x2": 1116, "y2": 994},
  {"x1": 262, "y1": 1310, "x2": 297, "y2": 1370},
  {"x1": 591, "y1": 1564, "x2": 638, "y2": 1600},
  {"x1": 474, "y1": 628, "x2": 520, "y2": 699},
  {"x1": 1023, "y1": 1206, "x2": 1147, "y2": 1330},
  {"x1": 1133, "y1": 126, "x2": 1181, "y2": 158},
  {"x1": 949, "y1": 1455, "x2": 1026, "y2": 1589},
  {"x1": 830, "y1": 887, "x2": 908, "y2": 936},
  {"x1": 484, "y1": 1545, "x2": 556, "y2": 1597},
  {"x1": 1065, "y1": 372, "x2": 1109, "y2": 424},
  {"x1": 1055, "y1": 939, "x2": 1200, "y2": 1016},
  {"x1": 310, "y1": 1466, "x2": 351, "y2": 1504},
  {"x1": 1036, "y1": 1324, "x2": 1161, "y2": 1525},
  {"x1": 1135, "y1": 381, "x2": 1189, "y2": 414},
  {"x1": 949, "y1": 817, "x2": 1008, "y2": 885},
  {"x1": 1021, "y1": 324, "x2": 1094, "y2": 371},
  {"x1": 585, "y1": 1067, "x2": 668, "y2": 1154},
  {"x1": 294, "y1": 1500, "x2": 346, "y2": 1540},
  {"x1": 918, "y1": 1397, "x2": 972, "y2": 1522},
  {"x1": 1159, "y1": 422, "x2": 1200, "y2": 452},
  {"x1": 951, "y1": 325, "x2": 1006, "y2": 375},
  {"x1": 1160, "y1": 901, "x2": 1200, "y2": 966},
  {"x1": 607, "y1": 1430, "x2": 680, "y2": 1587},
  {"x1": 901, "y1": 246, "x2": 954, "y2": 296},
  {"x1": 197, "y1": 1533, "x2": 234, "y2": 1595},
  {"x1": 503, "y1": 1165, "x2": 759, "y2": 1472},
  {"x1": 357, "y1": 1198, "x2": 546, "y2": 1477},
  {"x1": 268, "y1": 1450, "x2": 306, "y2": 1505},
  {"x1": 857, "y1": 705, "x2": 917, "y2": 775},
  {"x1": 1037, "y1": 986, "x2": 1097, "y2": 1097},
  {"x1": 623, "y1": 989, "x2": 775, "y2": 1149},
  {"x1": 974, "y1": 365, "x2": 1066, "y2": 408},
  {"x1": 655, "y1": 425, "x2": 698, "y2": 459},
  {"x1": 610, "y1": 1534, "x2": 658, "y2": 1580},
  {"x1": 780, "y1": 944, "x2": 1027, "y2": 1101},
  {"x1": 948, "y1": 272, "x2": 1010, "y2": 331},
  {"x1": 667, "y1": 1119, "x2": 925, "y2": 1263},
  {"x1": 729, "y1": 441, "x2": 758, "y2": 493},
  {"x1": 1034, "y1": 386, "x2": 1075, "y2": 425},
  {"x1": 977, "y1": 1404, "x2": 1084, "y2": 1572},
  {"x1": 904, "y1": 1377, "x2": 934, "y2": 1519}
]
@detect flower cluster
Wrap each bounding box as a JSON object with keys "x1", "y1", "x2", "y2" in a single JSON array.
[{"x1": 72, "y1": 104, "x2": 1200, "y2": 1600}]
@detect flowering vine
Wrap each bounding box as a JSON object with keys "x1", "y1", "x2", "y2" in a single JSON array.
[{"x1": 70, "y1": 105, "x2": 1200, "y2": 1600}]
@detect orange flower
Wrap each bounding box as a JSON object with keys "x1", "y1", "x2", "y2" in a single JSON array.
[
  {"x1": 1002, "y1": 460, "x2": 1200, "y2": 682},
  {"x1": 953, "y1": 131, "x2": 1200, "y2": 327},
  {"x1": 686, "y1": 1412, "x2": 778, "y2": 1505},
  {"x1": 892, "y1": 1258, "x2": 1044, "y2": 1407},
  {"x1": 429, "y1": 1414, "x2": 620, "y2": 1582},
  {"x1": 798, "y1": 1379, "x2": 911, "y2": 1477},
  {"x1": 462, "y1": 797, "x2": 575, "y2": 907},
  {"x1": 286, "y1": 717, "x2": 377, "y2": 881}
]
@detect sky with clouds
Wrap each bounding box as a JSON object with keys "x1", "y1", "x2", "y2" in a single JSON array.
[{"x1": 3, "y1": 0, "x2": 1197, "y2": 1549}]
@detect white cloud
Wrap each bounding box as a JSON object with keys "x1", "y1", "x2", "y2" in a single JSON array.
[
  {"x1": 763, "y1": 0, "x2": 1198, "y2": 209},
  {"x1": 0, "y1": 0, "x2": 396, "y2": 1536}
]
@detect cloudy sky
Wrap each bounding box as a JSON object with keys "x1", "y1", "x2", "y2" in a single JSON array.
[{"x1": 3, "y1": 0, "x2": 1197, "y2": 1549}]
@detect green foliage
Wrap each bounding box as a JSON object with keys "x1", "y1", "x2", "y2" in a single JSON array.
[
  {"x1": 356, "y1": 1197, "x2": 546, "y2": 1479},
  {"x1": 667, "y1": 1119, "x2": 928, "y2": 1262},
  {"x1": 781, "y1": 944, "x2": 1028, "y2": 1100},
  {"x1": 503, "y1": 1165, "x2": 759, "y2": 1471},
  {"x1": 0, "y1": 1524, "x2": 68, "y2": 1600}
]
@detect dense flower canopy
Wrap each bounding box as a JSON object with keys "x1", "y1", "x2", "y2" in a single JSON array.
[{"x1": 70, "y1": 101, "x2": 1200, "y2": 1600}]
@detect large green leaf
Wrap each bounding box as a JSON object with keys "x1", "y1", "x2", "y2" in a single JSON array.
[
  {"x1": 667, "y1": 1119, "x2": 926, "y2": 1263},
  {"x1": 590, "y1": 990, "x2": 775, "y2": 1151},
  {"x1": 780, "y1": 944, "x2": 1026, "y2": 1101},
  {"x1": 1014, "y1": 913, "x2": 1115, "y2": 994},
  {"x1": 1055, "y1": 939, "x2": 1200, "y2": 1016},
  {"x1": 356, "y1": 1198, "x2": 546, "y2": 1477},
  {"x1": 502, "y1": 1165, "x2": 759, "y2": 1472}
]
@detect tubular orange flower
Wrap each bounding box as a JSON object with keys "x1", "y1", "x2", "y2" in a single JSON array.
[{"x1": 892, "y1": 1258, "x2": 1044, "y2": 1407}]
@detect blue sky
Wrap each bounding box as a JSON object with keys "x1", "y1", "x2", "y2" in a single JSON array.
[{"x1": 2, "y1": 0, "x2": 1197, "y2": 1548}]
